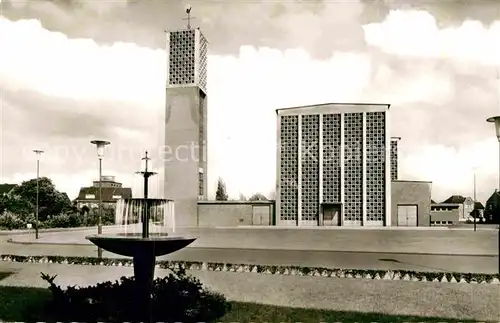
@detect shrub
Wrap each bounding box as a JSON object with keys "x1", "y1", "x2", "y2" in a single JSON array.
[
  {"x1": 85, "y1": 208, "x2": 115, "y2": 226},
  {"x1": 40, "y1": 267, "x2": 230, "y2": 322},
  {"x1": 0, "y1": 211, "x2": 26, "y2": 230},
  {"x1": 45, "y1": 213, "x2": 83, "y2": 228}
]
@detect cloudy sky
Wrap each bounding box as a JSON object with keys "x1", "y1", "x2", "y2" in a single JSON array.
[{"x1": 1, "y1": 0, "x2": 500, "y2": 203}]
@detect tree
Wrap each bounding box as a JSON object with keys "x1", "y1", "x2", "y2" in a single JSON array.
[
  {"x1": 215, "y1": 178, "x2": 228, "y2": 201},
  {"x1": 469, "y1": 209, "x2": 480, "y2": 219},
  {"x1": 9, "y1": 177, "x2": 72, "y2": 221},
  {"x1": 0, "y1": 194, "x2": 32, "y2": 218},
  {"x1": 238, "y1": 193, "x2": 247, "y2": 201},
  {"x1": 249, "y1": 192, "x2": 268, "y2": 201}
]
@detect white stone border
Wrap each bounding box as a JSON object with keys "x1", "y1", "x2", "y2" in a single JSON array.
[{"x1": 1, "y1": 255, "x2": 498, "y2": 285}]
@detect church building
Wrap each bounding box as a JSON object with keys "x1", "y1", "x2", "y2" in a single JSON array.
[{"x1": 163, "y1": 13, "x2": 432, "y2": 227}]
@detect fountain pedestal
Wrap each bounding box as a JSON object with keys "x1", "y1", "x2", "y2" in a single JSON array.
[
  {"x1": 87, "y1": 231, "x2": 196, "y2": 319},
  {"x1": 133, "y1": 245, "x2": 155, "y2": 316}
]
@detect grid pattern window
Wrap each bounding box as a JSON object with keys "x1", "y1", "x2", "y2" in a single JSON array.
[
  {"x1": 301, "y1": 115, "x2": 319, "y2": 222},
  {"x1": 169, "y1": 30, "x2": 195, "y2": 85},
  {"x1": 366, "y1": 112, "x2": 386, "y2": 223},
  {"x1": 199, "y1": 91, "x2": 206, "y2": 166},
  {"x1": 391, "y1": 141, "x2": 398, "y2": 180},
  {"x1": 198, "y1": 32, "x2": 208, "y2": 93},
  {"x1": 280, "y1": 115, "x2": 299, "y2": 222},
  {"x1": 322, "y1": 114, "x2": 341, "y2": 203},
  {"x1": 343, "y1": 113, "x2": 363, "y2": 224}
]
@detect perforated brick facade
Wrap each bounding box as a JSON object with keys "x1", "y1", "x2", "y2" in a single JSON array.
[
  {"x1": 365, "y1": 112, "x2": 386, "y2": 225},
  {"x1": 168, "y1": 30, "x2": 196, "y2": 85},
  {"x1": 322, "y1": 114, "x2": 341, "y2": 203},
  {"x1": 276, "y1": 103, "x2": 391, "y2": 227},
  {"x1": 279, "y1": 115, "x2": 299, "y2": 222},
  {"x1": 166, "y1": 29, "x2": 208, "y2": 92},
  {"x1": 391, "y1": 140, "x2": 398, "y2": 181},
  {"x1": 343, "y1": 113, "x2": 363, "y2": 225},
  {"x1": 198, "y1": 32, "x2": 208, "y2": 93},
  {"x1": 301, "y1": 115, "x2": 320, "y2": 223}
]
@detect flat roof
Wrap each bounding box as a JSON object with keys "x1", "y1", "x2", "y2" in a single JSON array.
[
  {"x1": 276, "y1": 102, "x2": 391, "y2": 116},
  {"x1": 392, "y1": 180, "x2": 432, "y2": 184},
  {"x1": 431, "y1": 203, "x2": 461, "y2": 208}
]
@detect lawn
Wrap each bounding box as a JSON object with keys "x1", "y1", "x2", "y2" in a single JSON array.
[{"x1": 0, "y1": 284, "x2": 481, "y2": 323}]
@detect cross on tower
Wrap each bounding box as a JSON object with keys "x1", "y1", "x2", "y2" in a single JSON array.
[{"x1": 183, "y1": 7, "x2": 196, "y2": 29}]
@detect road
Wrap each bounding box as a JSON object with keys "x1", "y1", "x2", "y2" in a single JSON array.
[{"x1": 0, "y1": 235, "x2": 497, "y2": 274}]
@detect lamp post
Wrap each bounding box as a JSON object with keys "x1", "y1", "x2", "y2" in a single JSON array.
[
  {"x1": 90, "y1": 140, "x2": 110, "y2": 259},
  {"x1": 33, "y1": 149, "x2": 44, "y2": 239},
  {"x1": 486, "y1": 116, "x2": 500, "y2": 274}
]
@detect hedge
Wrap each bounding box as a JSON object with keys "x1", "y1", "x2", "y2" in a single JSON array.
[{"x1": 1, "y1": 254, "x2": 499, "y2": 285}]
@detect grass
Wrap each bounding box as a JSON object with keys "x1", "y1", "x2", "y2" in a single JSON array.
[{"x1": 0, "y1": 285, "x2": 482, "y2": 323}]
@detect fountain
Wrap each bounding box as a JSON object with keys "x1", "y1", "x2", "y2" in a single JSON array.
[{"x1": 86, "y1": 151, "x2": 196, "y2": 315}]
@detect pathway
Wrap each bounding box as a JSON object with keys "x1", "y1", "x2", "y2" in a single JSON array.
[{"x1": 1, "y1": 229, "x2": 497, "y2": 273}]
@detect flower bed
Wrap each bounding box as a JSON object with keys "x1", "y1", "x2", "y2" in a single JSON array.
[{"x1": 1, "y1": 254, "x2": 499, "y2": 284}]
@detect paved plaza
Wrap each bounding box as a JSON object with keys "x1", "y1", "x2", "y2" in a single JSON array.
[{"x1": 1, "y1": 227, "x2": 498, "y2": 274}]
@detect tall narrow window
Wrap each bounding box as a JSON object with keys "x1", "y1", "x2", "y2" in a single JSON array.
[{"x1": 198, "y1": 171, "x2": 204, "y2": 196}]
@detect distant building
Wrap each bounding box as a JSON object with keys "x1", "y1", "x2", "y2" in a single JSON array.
[
  {"x1": 441, "y1": 195, "x2": 474, "y2": 221},
  {"x1": 75, "y1": 176, "x2": 132, "y2": 210},
  {"x1": 484, "y1": 191, "x2": 500, "y2": 223}
]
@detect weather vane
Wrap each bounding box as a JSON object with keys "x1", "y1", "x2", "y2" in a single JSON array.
[{"x1": 183, "y1": 6, "x2": 196, "y2": 29}]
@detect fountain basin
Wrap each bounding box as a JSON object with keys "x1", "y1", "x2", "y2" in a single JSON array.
[{"x1": 86, "y1": 235, "x2": 196, "y2": 257}]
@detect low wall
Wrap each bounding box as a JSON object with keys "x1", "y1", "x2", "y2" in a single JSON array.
[
  {"x1": 197, "y1": 201, "x2": 274, "y2": 226},
  {"x1": 431, "y1": 211, "x2": 460, "y2": 225},
  {"x1": 430, "y1": 203, "x2": 460, "y2": 226},
  {"x1": 186, "y1": 227, "x2": 498, "y2": 256},
  {"x1": 0, "y1": 225, "x2": 112, "y2": 236}
]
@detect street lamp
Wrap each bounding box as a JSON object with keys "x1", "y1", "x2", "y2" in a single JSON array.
[
  {"x1": 33, "y1": 149, "x2": 44, "y2": 239},
  {"x1": 90, "y1": 140, "x2": 110, "y2": 259},
  {"x1": 486, "y1": 116, "x2": 500, "y2": 274}
]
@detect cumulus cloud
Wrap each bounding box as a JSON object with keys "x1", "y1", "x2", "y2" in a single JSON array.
[
  {"x1": 363, "y1": 10, "x2": 500, "y2": 65},
  {"x1": 1, "y1": 1, "x2": 500, "y2": 204}
]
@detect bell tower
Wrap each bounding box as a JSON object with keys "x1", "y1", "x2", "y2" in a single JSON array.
[{"x1": 164, "y1": 11, "x2": 208, "y2": 227}]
